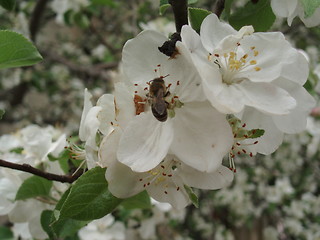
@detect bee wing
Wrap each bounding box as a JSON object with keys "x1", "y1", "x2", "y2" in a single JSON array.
[{"x1": 153, "y1": 88, "x2": 167, "y2": 115}]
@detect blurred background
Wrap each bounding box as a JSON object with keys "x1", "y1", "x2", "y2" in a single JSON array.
[{"x1": 0, "y1": 0, "x2": 320, "y2": 239}]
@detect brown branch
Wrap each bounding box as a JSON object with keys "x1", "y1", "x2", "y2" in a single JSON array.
[
  {"x1": 0, "y1": 159, "x2": 83, "y2": 183},
  {"x1": 214, "y1": 0, "x2": 226, "y2": 18},
  {"x1": 29, "y1": 0, "x2": 49, "y2": 41},
  {"x1": 168, "y1": 0, "x2": 188, "y2": 33}
]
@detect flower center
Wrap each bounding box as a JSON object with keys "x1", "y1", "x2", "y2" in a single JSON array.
[
  {"x1": 138, "y1": 159, "x2": 182, "y2": 195},
  {"x1": 210, "y1": 45, "x2": 261, "y2": 85}
]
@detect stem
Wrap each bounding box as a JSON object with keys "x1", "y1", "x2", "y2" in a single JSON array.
[
  {"x1": 168, "y1": 0, "x2": 188, "y2": 32},
  {"x1": 214, "y1": 0, "x2": 225, "y2": 18},
  {"x1": 0, "y1": 159, "x2": 83, "y2": 183},
  {"x1": 29, "y1": 0, "x2": 49, "y2": 41}
]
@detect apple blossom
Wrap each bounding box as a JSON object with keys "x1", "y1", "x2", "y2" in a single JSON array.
[{"x1": 118, "y1": 29, "x2": 234, "y2": 173}]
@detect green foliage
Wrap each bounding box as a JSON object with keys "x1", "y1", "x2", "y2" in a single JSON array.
[
  {"x1": 48, "y1": 150, "x2": 71, "y2": 174},
  {"x1": 0, "y1": 30, "x2": 42, "y2": 69},
  {"x1": 301, "y1": 0, "x2": 320, "y2": 18},
  {"x1": 121, "y1": 191, "x2": 151, "y2": 209},
  {"x1": 0, "y1": 226, "x2": 14, "y2": 240},
  {"x1": 0, "y1": 109, "x2": 4, "y2": 120},
  {"x1": 15, "y1": 176, "x2": 53, "y2": 200},
  {"x1": 184, "y1": 185, "x2": 199, "y2": 208},
  {"x1": 57, "y1": 167, "x2": 122, "y2": 221},
  {"x1": 229, "y1": 0, "x2": 276, "y2": 32},
  {"x1": 188, "y1": 7, "x2": 211, "y2": 33},
  {"x1": 0, "y1": 0, "x2": 15, "y2": 11},
  {"x1": 91, "y1": 0, "x2": 117, "y2": 7},
  {"x1": 221, "y1": 0, "x2": 234, "y2": 19}
]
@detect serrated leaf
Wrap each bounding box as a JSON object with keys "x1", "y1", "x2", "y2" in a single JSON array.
[
  {"x1": 229, "y1": 0, "x2": 275, "y2": 32},
  {"x1": 0, "y1": 30, "x2": 42, "y2": 69},
  {"x1": 0, "y1": 109, "x2": 4, "y2": 120},
  {"x1": 58, "y1": 167, "x2": 122, "y2": 221},
  {"x1": 15, "y1": 176, "x2": 53, "y2": 200},
  {"x1": 301, "y1": 0, "x2": 320, "y2": 18},
  {"x1": 188, "y1": 7, "x2": 211, "y2": 33},
  {"x1": 121, "y1": 191, "x2": 151, "y2": 209},
  {"x1": 184, "y1": 185, "x2": 199, "y2": 208},
  {"x1": 0, "y1": 0, "x2": 15, "y2": 11},
  {"x1": 0, "y1": 226, "x2": 14, "y2": 240}
]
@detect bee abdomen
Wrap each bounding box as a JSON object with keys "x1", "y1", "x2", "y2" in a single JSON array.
[{"x1": 152, "y1": 107, "x2": 168, "y2": 122}]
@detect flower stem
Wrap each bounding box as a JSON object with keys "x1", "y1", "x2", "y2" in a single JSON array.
[{"x1": 169, "y1": 0, "x2": 188, "y2": 33}]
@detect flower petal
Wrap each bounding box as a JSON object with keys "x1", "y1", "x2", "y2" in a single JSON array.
[
  {"x1": 178, "y1": 164, "x2": 234, "y2": 190},
  {"x1": 117, "y1": 112, "x2": 173, "y2": 172},
  {"x1": 171, "y1": 101, "x2": 233, "y2": 172},
  {"x1": 79, "y1": 88, "x2": 93, "y2": 141},
  {"x1": 99, "y1": 127, "x2": 122, "y2": 167},
  {"x1": 200, "y1": 14, "x2": 237, "y2": 53},
  {"x1": 97, "y1": 94, "x2": 115, "y2": 135}
]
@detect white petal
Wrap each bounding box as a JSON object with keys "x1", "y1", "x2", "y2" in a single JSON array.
[
  {"x1": 105, "y1": 161, "x2": 144, "y2": 198},
  {"x1": 97, "y1": 94, "x2": 115, "y2": 135},
  {"x1": 99, "y1": 127, "x2": 122, "y2": 167},
  {"x1": 272, "y1": 80, "x2": 316, "y2": 133},
  {"x1": 181, "y1": 25, "x2": 207, "y2": 60},
  {"x1": 122, "y1": 30, "x2": 169, "y2": 84},
  {"x1": 236, "y1": 81, "x2": 296, "y2": 115},
  {"x1": 241, "y1": 107, "x2": 284, "y2": 154},
  {"x1": 117, "y1": 112, "x2": 173, "y2": 172},
  {"x1": 238, "y1": 32, "x2": 301, "y2": 83},
  {"x1": 270, "y1": 0, "x2": 298, "y2": 18},
  {"x1": 79, "y1": 89, "x2": 93, "y2": 141},
  {"x1": 200, "y1": 14, "x2": 237, "y2": 53},
  {"x1": 171, "y1": 102, "x2": 233, "y2": 172},
  {"x1": 84, "y1": 106, "x2": 102, "y2": 150},
  {"x1": 178, "y1": 164, "x2": 234, "y2": 190}
]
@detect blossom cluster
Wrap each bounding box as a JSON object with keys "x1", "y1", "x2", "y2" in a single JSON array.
[{"x1": 79, "y1": 14, "x2": 315, "y2": 208}]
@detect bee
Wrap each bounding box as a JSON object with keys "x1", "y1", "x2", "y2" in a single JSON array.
[{"x1": 148, "y1": 77, "x2": 170, "y2": 122}]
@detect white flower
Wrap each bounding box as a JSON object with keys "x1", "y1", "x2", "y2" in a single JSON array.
[
  {"x1": 271, "y1": 0, "x2": 320, "y2": 27},
  {"x1": 117, "y1": 29, "x2": 233, "y2": 173},
  {"x1": 105, "y1": 154, "x2": 234, "y2": 209},
  {"x1": 78, "y1": 215, "x2": 126, "y2": 240},
  {"x1": 181, "y1": 14, "x2": 315, "y2": 155}
]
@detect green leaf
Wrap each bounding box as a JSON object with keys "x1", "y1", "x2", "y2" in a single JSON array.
[
  {"x1": 184, "y1": 185, "x2": 199, "y2": 208},
  {"x1": 48, "y1": 150, "x2": 70, "y2": 174},
  {"x1": 0, "y1": 226, "x2": 14, "y2": 240},
  {"x1": 15, "y1": 176, "x2": 53, "y2": 200},
  {"x1": 221, "y1": 0, "x2": 234, "y2": 19},
  {"x1": 0, "y1": 109, "x2": 4, "y2": 120},
  {"x1": 229, "y1": 0, "x2": 276, "y2": 32},
  {"x1": 188, "y1": 7, "x2": 211, "y2": 33},
  {"x1": 91, "y1": 0, "x2": 117, "y2": 7},
  {"x1": 121, "y1": 191, "x2": 151, "y2": 209},
  {"x1": 58, "y1": 167, "x2": 122, "y2": 221},
  {"x1": 41, "y1": 210, "x2": 55, "y2": 239},
  {"x1": 0, "y1": 30, "x2": 42, "y2": 69},
  {"x1": 0, "y1": 0, "x2": 15, "y2": 11},
  {"x1": 73, "y1": 12, "x2": 90, "y2": 29},
  {"x1": 301, "y1": 0, "x2": 320, "y2": 18}
]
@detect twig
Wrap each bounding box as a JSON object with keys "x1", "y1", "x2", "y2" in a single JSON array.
[
  {"x1": 29, "y1": 0, "x2": 49, "y2": 41},
  {"x1": 214, "y1": 0, "x2": 226, "y2": 18},
  {"x1": 0, "y1": 159, "x2": 83, "y2": 183},
  {"x1": 168, "y1": 0, "x2": 188, "y2": 33}
]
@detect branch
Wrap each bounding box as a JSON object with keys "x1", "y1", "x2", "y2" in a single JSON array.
[
  {"x1": 0, "y1": 159, "x2": 83, "y2": 183},
  {"x1": 168, "y1": 0, "x2": 188, "y2": 33},
  {"x1": 29, "y1": 0, "x2": 49, "y2": 41},
  {"x1": 214, "y1": 0, "x2": 225, "y2": 18}
]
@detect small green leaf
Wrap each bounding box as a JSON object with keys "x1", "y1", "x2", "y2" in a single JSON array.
[
  {"x1": 0, "y1": 0, "x2": 15, "y2": 11},
  {"x1": 15, "y1": 176, "x2": 53, "y2": 200},
  {"x1": 221, "y1": 0, "x2": 234, "y2": 19},
  {"x1": 229, "y1": 0, "x2": 276, "y2": 32},
  {"x1": 301, "y1": 0, "x2": 320, "y2": 18},
  {"x1": 0, "y1": 226, "x2": 14, "y2": 240},
  {"x1": 48, "y1": 150, "x2": 70, "y2": 174},
  {"x1": 91, "y1": 0, "x2": 117, "y2": 7},
  {"x1": 41, "y1": 210, "x2": 55, "y2": 239},
  {"x1": 160, "y1": 0, "x2": 198, "y2": 15},
  {"x1": 184, "y1": 185, "x2": 199, "y2": 208},
  {"x1": 248, "y1": 129, "x2": 265, "y2": 139},
  {"x1": 0, "y1": 30, "x2": 42, "y2": 69},
  {"x1": 188, "y1": 7, "x2": 211, "y2": 33},
  {"x1": 58, "y1": 167, "x2": 122, "y2": 221},
  {"x1": 121, "y1": 191, "x2": 151, "y2": 209},
  {"x1": 0, "y1": 109, "x2": 4, "y2": 120},
  {"x1": 73, "y1": 12, "x2": 90, "y2": 29}
]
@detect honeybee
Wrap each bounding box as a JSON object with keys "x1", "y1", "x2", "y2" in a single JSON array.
[{"x1": 148, "y1": 77, "x2": 170, "y2": 122}]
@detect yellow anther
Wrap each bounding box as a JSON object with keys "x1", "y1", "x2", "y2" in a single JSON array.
[
  {"x1": 242, "y1": 54, "x2": 248, "y2": 59},
  {"x1": 254, "y1": 67, "x2": 261, "y2": 71},
  {"x1": 224, "y1": 53, "x2": 228, "y2": 58},
  {"x1": 250, "y1": 60, "x2": 257, "y2": 65},
  {"x1": 254, "y1": 50, "x2": 259, "y2": 57},
  {"x1": 251, "y1": 46, "x2": 256, "y2": 50},
  {"x1": 208, "y1": 54, "x2": 212, "y2": 61}
]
